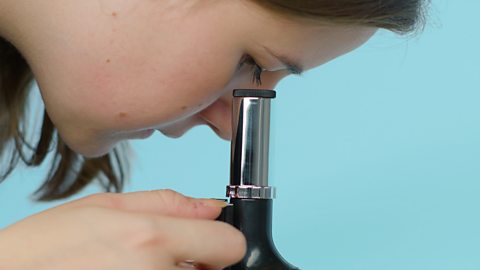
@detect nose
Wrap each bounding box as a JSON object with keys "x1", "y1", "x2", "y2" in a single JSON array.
[
  {"x1": 198, "y1": 71, "x2": 287, "y2": 141},
  {"x1": 198, "y1": 97, "x2": 232, "y2": 140}
]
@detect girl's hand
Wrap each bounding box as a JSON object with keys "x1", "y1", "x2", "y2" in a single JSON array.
[{"x1": 0, "y1": 189, "x2": 246, "y2": 270}]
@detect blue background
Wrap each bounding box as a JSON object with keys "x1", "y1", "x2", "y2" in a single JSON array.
[{"x1": 1, "y1": 1, "x2": 479, "y2": 269}]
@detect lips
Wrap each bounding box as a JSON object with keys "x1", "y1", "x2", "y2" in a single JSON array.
[
  {"x1": 133, "y1": 129, "x2": 155, "y2": 139},
  {"x1": 158, "y1": 121, "x2": 231, "y2": 141},
  {"x1": 158, "y1": 117, "x2": 203, "y2": 138}
]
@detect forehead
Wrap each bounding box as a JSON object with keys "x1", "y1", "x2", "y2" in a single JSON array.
[
  {"x1": 238, "y1": 1, "x2": 377, "y2": 71},
  {"x1": 262, "y1": 24, "x2": 376, "y2": 72}
]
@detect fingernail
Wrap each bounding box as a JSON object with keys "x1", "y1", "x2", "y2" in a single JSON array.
[{"x1": 201, "y1": 199, "x2": 228, "y2": 208}]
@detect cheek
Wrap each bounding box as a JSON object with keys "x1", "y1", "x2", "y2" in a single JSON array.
[
  {"x1": 108, "y1": 51, "x2": 241, "y2": 132},
  {"x1": 39, "y1": 53, "x2": 239, "y2": 157},
  {"x1": 34, "y1": 5, "x2": 244, "y2": 155}
]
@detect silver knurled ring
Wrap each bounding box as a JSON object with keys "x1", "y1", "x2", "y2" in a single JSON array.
[{"x1": 226, "y1": 185, "x2": 276, "y2": 199}]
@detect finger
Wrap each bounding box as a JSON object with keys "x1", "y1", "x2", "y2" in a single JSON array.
[
  {"x1": 177, "y1": 261, "x2": 212, "y2": 270},
  {"x1": 157, "y1": 216, "x2": 246, "y2": 269},
  {"x1": 66, "y1": 189, "x2": 227, "y2": 220}
]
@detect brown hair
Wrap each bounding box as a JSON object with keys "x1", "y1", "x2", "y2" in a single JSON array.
[
  {"x1": 0, "y1": 0, "x2": 428, "y2": 201},
  {"x1": 251, "y1": 0, "x2": 428, "y2": 33},
  {"x1": 0, "y1": 39, "x2": 129, "y2": 201}
]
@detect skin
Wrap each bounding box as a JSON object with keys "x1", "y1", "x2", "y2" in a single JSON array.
[
  {"x1": 0, "y1": 190, "x2": 246, "y2": 270},
  {"x1": 0, "y1": 0, "x2": 377, "y2": 268},
  {"x1": 0, "y1": 0, "x2": 376, "y2": 158}
]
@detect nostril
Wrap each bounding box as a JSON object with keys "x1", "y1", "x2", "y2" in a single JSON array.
[
  {"x1": 206, "y1": 122, "x2": 221, "y2": 136},
  {"x1": 202, "y1": 118, "x2": 232, "y2": 141},
  {"x1": 198, "y1": 100, "x2": 232, "y2": 141}
]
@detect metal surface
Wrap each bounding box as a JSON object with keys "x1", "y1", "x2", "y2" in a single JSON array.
[
  {"x1": 227, "y1": 185, "x2": 276, "y2": 199},
  {"x1": 228, "y1": 90, "x2": 275, "y2": 199}
]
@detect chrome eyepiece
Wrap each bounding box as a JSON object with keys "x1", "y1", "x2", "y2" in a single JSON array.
[{"x1": 227, "y1": 89, "x2": 276, "y2": 199}]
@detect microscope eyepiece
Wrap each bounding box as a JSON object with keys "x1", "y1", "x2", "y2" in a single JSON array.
[
  {"x1": 228, "y1": 89, "x2": 276, "y2": 199},
  {"x1": 218, "y1": 89, "x2": 300, "y2": 270},
  {"x1": 233, "y1": 89, "x2": 276, "y2": 98}
]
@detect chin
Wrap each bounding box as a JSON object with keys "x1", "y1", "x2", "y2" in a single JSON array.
[
  {"x1": 59, "y1": 135, "x2": 114, "y2": 158},
  {"x1": 66, "y1": 144, "x2": 111, "y2": 158}
]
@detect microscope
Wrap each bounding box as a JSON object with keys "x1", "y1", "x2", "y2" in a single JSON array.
[{"x1": 217, "y1": 89, "x2": 299, "y2": 270}]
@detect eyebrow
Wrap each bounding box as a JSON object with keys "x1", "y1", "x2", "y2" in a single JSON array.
[{"x1": 262, "y1": 46, "x2": 304, "y2": 75}]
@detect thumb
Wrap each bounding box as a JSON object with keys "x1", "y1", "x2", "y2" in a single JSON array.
[{"x1": 67, "y1": 189, "x2": 228, "y2": 220}]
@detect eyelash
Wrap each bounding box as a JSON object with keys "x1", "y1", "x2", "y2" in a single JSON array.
[{"x1": 239, "y1": 54, "x2": 264, "y2": 86}]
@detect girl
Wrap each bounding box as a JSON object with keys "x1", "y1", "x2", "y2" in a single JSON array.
[{"x1": 0, "y1": 1, "x2": 427, "y2": 269}]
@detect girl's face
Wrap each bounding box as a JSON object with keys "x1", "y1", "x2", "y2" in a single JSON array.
[{"x1": 18, "y1": 0, "x2": 376, "y2": 157}]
